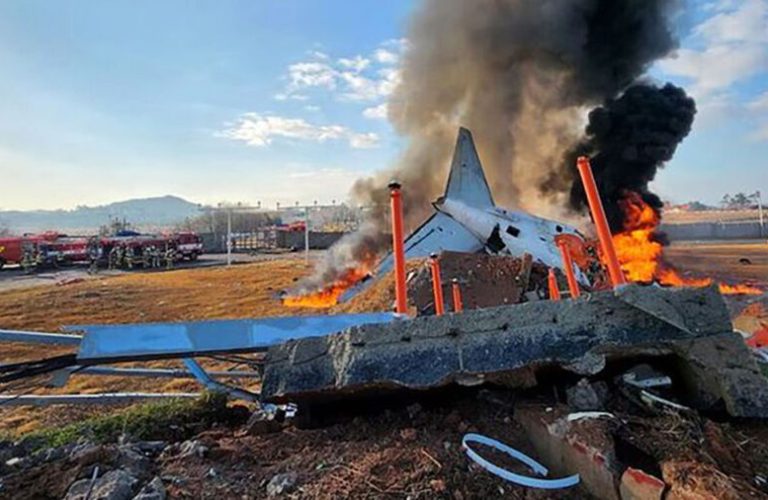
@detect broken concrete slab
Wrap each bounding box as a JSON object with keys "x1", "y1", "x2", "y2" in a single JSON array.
[{"x1": 261, "y1": 285, "x2": 768, "y2": 418}]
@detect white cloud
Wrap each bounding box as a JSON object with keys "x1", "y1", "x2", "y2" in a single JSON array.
[
  {"x1": 363, "y1": 103, "x2": 388, "y2": 120},
  {"x1": 748, "y1": 91, "x2": 768, "y2": 111},
  {"x1": 749, "y1": 125, "x2": 768, "y2": 141},
  {"x1": 286, "y1": 61, "x2": 338, "y2": 91},
  {"x1": 659, "y1": 0, "x2": 768, "y2": 98},
  {"x1": 274, "y1": 92, "x2": 309, "y2": 101},
  {"x1": 276, "y1": 39, "x2": 407, "y2": 103},
  {"x1": 659, "y1": 45, "x2": 766, "y2": 95},
  {"x1": 347, "y1": 132, "x2": 379, "y2": 148},
  {"x1": 695, "y1": 0, "x2": 768, "y2": 44},
  {"x1": 374, "y1": 48, "x2": 399, "y2": 64},
  {"x1": 338, "y1": 55, "x2": 370, "y2": 72},
  {"x1": 748, "y1": 91, "x2": 768, "y2": 142},
  {"x1": 221, "y1": 113, "x2": 379, "y2": 149}
]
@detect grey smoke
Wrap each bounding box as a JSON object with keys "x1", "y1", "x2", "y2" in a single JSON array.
[{"x1": 294, "y1": 0, "x2": 682, "y2": 293}]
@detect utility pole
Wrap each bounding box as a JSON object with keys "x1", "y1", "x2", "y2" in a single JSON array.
[
  {"x1": 226, "y1": 208, "x2": 233, "y2": 266},
  {"x1": 756, "y1": 190, "x2": 765, "y2": 238},
  {"x1": 304, "y1": 206, "x2": 310, "y2": 264},
  {"x1": 200, "y1": 203, "x2": 261, "y2": 266}
]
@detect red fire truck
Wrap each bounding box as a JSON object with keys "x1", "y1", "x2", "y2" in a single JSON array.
[
  {"x1": 0, "y1": 231, "x2": 203, "y2": 270},
  {"x1": 0, "y1": 233, "x2": 91, "y2": 269},
  {"x1": 174, "y1": 232, "x2": 203, "y2": 260},
  {"x1": 0, "y1": 236, "x2": 35, "y2": 269}
]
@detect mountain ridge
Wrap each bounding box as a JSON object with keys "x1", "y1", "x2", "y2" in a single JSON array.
[{"x1": 0, "y1": 195, "x2": 201, "y2": 233}]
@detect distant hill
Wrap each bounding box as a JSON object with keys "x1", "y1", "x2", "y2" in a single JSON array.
[{"x1": 0, "y1": 195, "x2": 201, "y2": 234}]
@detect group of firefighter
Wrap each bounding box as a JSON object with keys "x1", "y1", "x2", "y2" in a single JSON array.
[
  {"x1": 104, "y1": 243, "x2": 177, "y2": 271},
  {"x1": 19, "y1": 245, "x2": 47, "y2": 273},
  {"x1": 18, "y1": 242, "x2": 177, "y2": 274}
]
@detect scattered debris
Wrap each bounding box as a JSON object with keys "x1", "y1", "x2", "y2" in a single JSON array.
[
  {"x1": 177, "y1": 440, "x2": 209, "y2": 459},
  {"x1": 566, "y1": 378, "x2": 608, "y2": 411},
  {"x1": 639, "y1": 390, "x2": 692, "y2": 414},
  {"x1": 133, "y1": 476, "x2": 166, "y2": 500},
  {"x1": 263, "y1": 285, "x2": 768, "y2": 420},
  {"x1": 65, "y1": 469, "x2": 139, "y2": 500},
  {"x1": 461, "y1": 433, "x2": 580, "y2": 489},
  {"x1": 515, "y1": 404, "x2": 620, "y2": 499},
  {"x1": 566, "y1": 412, "x2": 614, "y2": 423},
  {"x1": 621, "y1": 364, "x2": 672, "y2": 389},
  {"x1": 243, "y1": 408, "x2": 285, "y2": 436},
  {"x1": 619, "y1": 467, "x2": 665, "y2": 500},
  {"x1": 266, "y1": 472, "x2": 298, "y2": 497}
]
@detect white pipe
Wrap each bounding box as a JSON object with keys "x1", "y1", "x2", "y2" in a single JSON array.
[
  {"x1": 0, "y1": 330, "x2": 82, "y2": 346},
  {"x1": 0, "y1": 393, "x2": 201, "y2": 407}
]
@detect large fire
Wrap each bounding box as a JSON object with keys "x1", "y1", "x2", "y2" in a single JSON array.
[
  {"x1": 612, "y1": 192, "x2": 761, "y2": 295},
  {"x1": 282, "y1": 265, "x2": 372, "y2": 308}
]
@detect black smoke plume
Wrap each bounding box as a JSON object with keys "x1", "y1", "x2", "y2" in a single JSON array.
[{"x1": 545, "y1": 83, "x2": 696, "y2": 232}]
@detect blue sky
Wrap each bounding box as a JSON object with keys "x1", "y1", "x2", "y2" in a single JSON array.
[{"x1": 0, "y1": 0, "x2": 766, "y2": 210}]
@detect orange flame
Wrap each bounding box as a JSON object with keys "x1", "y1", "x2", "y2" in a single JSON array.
[
  {"x1": 612, "y1": 192, "x2": 762, "y2": 295},
  {"x1": 283, "y1": 266, "x2": 372, "y2": 308}
]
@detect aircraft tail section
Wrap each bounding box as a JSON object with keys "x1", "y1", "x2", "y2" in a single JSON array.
[{"x1": 443, "y1": 127, "x2": 495, "y2": 209}]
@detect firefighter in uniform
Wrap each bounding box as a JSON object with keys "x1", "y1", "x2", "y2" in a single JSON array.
[
  {"x1": 115, "y1": 245, "x2": 125, "y2": 269},
  {"x1": 20, "y1": 245, "x2": 36, "y2": 274},
  {"x1": 108, "y1": 246, "x2": 117, "y2": 270},
  {"x1": 87, "y1": 238, "x2": 100, "y2": 274},
  {"x1": 124, "y1": 245, "x2": 134, "y2": 270},
  {"x1": 142, "y1": 245, "x2": 152, "y2": 269},
  {"x1": 151, "y1": 245, "x2": 161, "y2": 268},
  {"x1": 164, "y1": 243, "x2": 175, "y2": 270}
]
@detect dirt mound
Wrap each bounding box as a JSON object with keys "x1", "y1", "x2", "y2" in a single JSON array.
[{"x1": 334, "y1": 252, "x2": 554, "y2": 316}]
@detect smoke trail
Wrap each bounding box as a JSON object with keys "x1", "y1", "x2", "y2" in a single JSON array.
[
  {"x1": 545, "y1": 83, "x2": 696, "y2": 232},
  {"x1": 294, "y1": 0, "x2": 682, "y2": 293}
]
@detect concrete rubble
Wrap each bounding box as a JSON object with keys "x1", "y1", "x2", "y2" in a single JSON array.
[
  {"x1": 619, "y1": 467, "x2": 665, "y2": 500},
  {"x1": 407, "y1": 251, "x2": 546, "y2": 313},
  {"x1": 262, "y1": 284, "x2": 768, "y2": 419},
  {"x1": 515, "y1": 405, "x2": 620, "y2": 499}
]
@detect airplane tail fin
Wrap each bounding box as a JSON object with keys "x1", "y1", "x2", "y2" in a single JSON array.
[{"x1": 442, "y1": 127, "x2": 495, "y2": 209}]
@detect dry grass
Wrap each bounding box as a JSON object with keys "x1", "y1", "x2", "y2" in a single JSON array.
[
  {"x1": 0, "y1": 259, "x2": 315, "y2": 434},
  {"x1": 665, "y1": 242, "x2": 768, "y2": 287}
]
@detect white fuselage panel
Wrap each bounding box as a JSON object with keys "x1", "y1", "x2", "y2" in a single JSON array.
[{"x1": 439, "y1": 199, "x2": 588, "y2": 284}]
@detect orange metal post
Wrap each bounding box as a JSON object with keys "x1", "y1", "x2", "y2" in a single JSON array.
[
  {"x1": 557, "y1": 241, "x2": 581, "y2": 298},
  {"x1": 451, "y1": 278, "x2": 463, "y2": 313},
  {"x1": 429, "y1": 253, "x2": 445, "y2": 316},
  {"x1": 389, "y1": 181, "x2": 408, "y2": 314},
  {"x1": 576, "y1": 156, "x2": 626, "y2": 287},
  {"x1": 548, "y1": 268, "x2": 561, "y2": 301}
]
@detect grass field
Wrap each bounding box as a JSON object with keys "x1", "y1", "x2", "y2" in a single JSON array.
[{"x1": 1, "y1": 241, "x2": 766, "y2": 434}]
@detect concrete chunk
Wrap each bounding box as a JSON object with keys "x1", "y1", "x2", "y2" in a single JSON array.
[
  {"x1": 619, "y1": 468, "x2": 665, "y2": 500},
  {"x1": 261, "y1": 285, "x2": 768, "y2": 418}
]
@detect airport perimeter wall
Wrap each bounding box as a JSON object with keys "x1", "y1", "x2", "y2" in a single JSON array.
[{"x1": 661, "y1": 221, "x2": 766, "y2": 241}]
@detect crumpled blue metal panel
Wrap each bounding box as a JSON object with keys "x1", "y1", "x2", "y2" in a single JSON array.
[{"x1": 67, "y1": 313, "x2": 396, "y2": 363}]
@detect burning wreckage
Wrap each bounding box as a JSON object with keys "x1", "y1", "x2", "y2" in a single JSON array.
[
  {"x1": 2, "y1": 128, "x2": 768, "y2": 495},
  {"x1": 2, "y1": 127, "x2": 766, "y2": 407}
]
